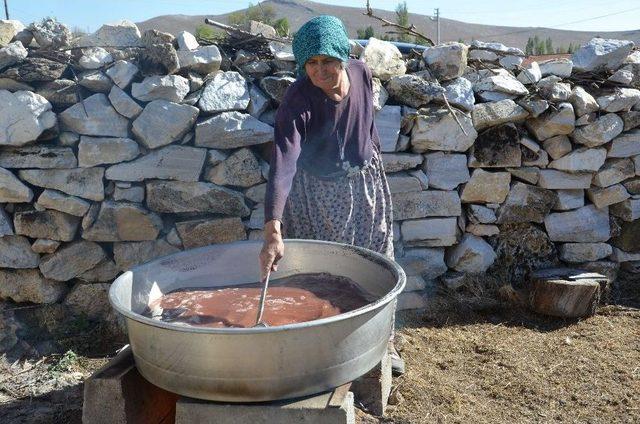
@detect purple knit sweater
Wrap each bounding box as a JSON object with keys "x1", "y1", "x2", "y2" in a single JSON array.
[{"x1": 264, "y1": 59, "x2": 381, "y2": 222}]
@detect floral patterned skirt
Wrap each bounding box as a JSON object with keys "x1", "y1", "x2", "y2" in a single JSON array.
[{"x1": 282, "y1": 150, "x2": 394, "y2": 259}]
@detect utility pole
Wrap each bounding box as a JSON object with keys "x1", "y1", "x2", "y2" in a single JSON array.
[
  {"x1": 430, "y1": 8, "x2": 440, "y2": 45},
  {"x1": 4, "y1": 0, "x2": 9, "y2": 20}
]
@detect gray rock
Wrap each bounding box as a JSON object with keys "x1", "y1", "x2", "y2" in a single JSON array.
[
  {"x1": 259, "y1": 75, "x2": 295, "y2": 104},
  {"x1": 0, "y1": 268, "x2": 66, "y2": 304},
  {"x1": 36, "y1": 189, "x2": 90, "y2": 217},
  {"x1": 572, "y1": 113, "x2": 624, "y2": 147},
  {"x1": 496, "y1": 182, "x2": 558, "y2": 223},
  {"x1": 132, "y1": 100, "x2": 199, "y2": 149},
  {"x1": 245, "y1": 183, "x2": 267, "y2": 204},
  {"x1": 517, "y1": 98, "x2": 549, "y2": 118},
  {"x1": 108, "y1": 85, "x2": 143, "y2": 119},
  {"x1": 554, "y1": 189, "x2": 585, "y2": 210},
  {"x1": 422, "y1": 152, "x2": 469, "y2": 190},
  {"x1": 559, "y1": 243, "x2": 612, "y2": 263},
  {"x1": 445, "y1": 234, "x2": 496, "y2": 273},
  {"x1": 572, "y1": 38, "x2": 635, "y2": 72},
  {"x1": 39, "y1": 240, "x2": 106, "y2": 281},
  {"x1": 472, "y1": 99, "x2": 528, "y2": 131},
  {"x1": 401, "y1": 217, "x2": 459, "y2": 247},
  {"x1": 0, "y1": 166, "x2": 32, "y2": 202},
  {"x1": 176, "y1": 217, "x2": 246, "y2": 249},
  {"x1": 375, "y1": 106, "x2": 401, "y2": 152},
  {"x1": 29, "y1": 18, "x2": 71, "y2": 49},
  {"x1": 0, "y1": 41, "x2": 27, "y2": 71},
  {"x1": 105, "y1": 145, "x2": 206, "y2": 182},
  {"x1": 205, "y1": 148, "x2": 265, "y2": 188},
  {"x1": 0, "y1": 77, "x2": 32, "y2": 92},
  {"x1": 73, "y1": 20, "x2": 142, "y2": 48},
  {"x1": 543, "y1": 135, "x2": 572, "y2": 160},
  {"x1": 538, "y1": 58, "x2": 573, "y2": 77},
  {"x1": 372, "y1": 77, "x2": 388, "y2": 111},
  {"x1": 624, "y1": 178, "x2": 640, "y2": 194},
  {"x1": 247, "y1": 85, "x2": 271, "y2": 118},
  {"x1": 31, "y1": 239, "x2": 60, "y2": 254},
  {"x1": 442, "y1": 77, "x2": 474, "y2": 111},
  {"x1": 423, "y1": 42, "x2": 467, "y2": 81},
  {"x1": 113, "y1": 239, "x2": 180, "y2": 271},
  {"x1": 610, "y1": 247, "x2": 640, "y2": 262},
  {"x1": 113, "y1": 185, "x2": 144, "y2": 203},
  {"x1": 525, "y1": 102, "x2": 575, "y2": 141},
  {"x1": 0, "y1": 89, "x2": 56, "y2": 146},
  {"x1": 608, "y1": 130, "x2": 640, "y2": 158},
  {"x1": 177, "y1": 31, "x2": 199, "y2": 50},
  {"x1": 131, "y1": 75, "x2": 189, "y2": 103},
  {"x1": 59, "y1": 93, "x2": 129, "y2": 137},
  {"x1": 146, "y1": 180, "x2": 249, "y2": 216},
  {"x1": 0, "y1": 206, "x2": 12, "y2": 235},
  {"x1": 19, "y1": 168, "x2": 104, "y2": 201},
  {"x1": 82, "y1": 201, "x2": 162, "y2": 242},
  {"x1": 0, "y1": 19, "x2": 25, "y2": 46},
  {"x1": 392, "y1": 190, "x2": 461, "y2": 220},
  {"x1": 14, "y1": 209, "x2": 79, "y2": 241},
  {"x1": 587, "y1": 184, "x2": 630, "y2": 209},
  {"x1": 0, "y1": 146, "x2": 76, "y2": 169},
  {"x1": 593, "y1": 158, "x2": 635, "y2": 187},
  {"x1": 105, "y1": 60, "x2": 139, "y2": 89},
  {"x1": 399, "y1": 248, "x2": 448, "y2": 281},
  {"x1": 468, "y1": 124, "x2": 522, "y2": 168},
  {"x1": 64, "y1": 283, "x2": 111, "y2": 319},
  {"x1": 137, "y1": 42, "x2": 179, "y2": 76},
  {"x1": 195, "y1": 111, "x2": 273, "y2": 148},
  {"x1": 381, "y1": 153, "x2": 423, "y2": 173},
  {"x1": 474, "y1": 72, "x2": 528, "y2": 98},
  {"x1": 78, "y1": 70, "x2": 113, "y2": 93},
  {"x1": 78, "y1": 47, "x2": 113, "y2": 69},
  {"x1": 611, "y1": 219, "x2": 640, "y2": 253},
  {"x1": 516, "y1": 61, "x2": 541, "y2": 84},
  {"x1": 361, "y1": 38, "x2": 406, "y2": 81},
  {"x1": 507, "y1": 167, "x2": 539, "y2": 184},
  {"x1": 386, "y1": 173, "x2": 423, "y2": 194},
  {"x1": 610, "y1": 198, "x2": 640, "y2": 221},
  {"x1": 461, "y1": 169, "x2": 511, "y2": 203},
  {"x1": 467, "y1": 204, "x2": 497, "y2": 224},
  {"x1": 78, "y1": 136, "x2": 140, "y2": 167},
  {"x1": 386, "y1": 74, "x2": 444, "y2": 108},
  {"x1": 0, "y1": 57, "x2": 67, "y2": 82},
  {"x1": 177, "y1": 45, "x2": 222, "y2": 74},
  {"x1": 621, "y1": 111, "x2": 640, "y2": 131},
  {"x1": 411, "y1": 107, "x2": 476, "y2": 152},
  {"x1": 0, "y1": 235, "x2": 40, "y2": 268},
  {"x1": 538, "y1": 170, "x2": 592, "y2": 189},
  {"x1": 198, "y1": 71, "x2": 249, "y2": 113},
  {"x1": 544, "y1": 205, "x2": 610, "y2": 242},
  {"x1": 548, "y1": 147, "x2": 607, "y2": 172},
  {"x1": 597, "y1": 88, "x2": 640, "y2": 113},
  {"x1": 569, "y1": 86, "x2": 599, "y2": 117},
  {"x1": 35, "y1": 79, "x2": 80, "y2": 109}
]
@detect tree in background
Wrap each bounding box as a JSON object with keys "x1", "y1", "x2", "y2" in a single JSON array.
[
  {"x1": 545, "y1": 37, "x2": 553, "y2": 55},
  {"x1": 273, "y1": 17, "x2": 289, "y2": 37},
  {"x1": 395, "y1": 1, "x2": 410, "y2": 42},
  {"x1": 525, "y1": 37, "x2": 534, "y2": 55},
  {"x1": 356, "y1": 25, "x2": 375, "y2": 39},
  {"x1": 195, "y1": 24, "x2": 225, "y2": 42},
  {"x1": 227, "y1": 2, "x2": 276, "y2": 26}
]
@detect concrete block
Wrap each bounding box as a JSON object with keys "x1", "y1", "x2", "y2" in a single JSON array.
[
  {"x1": 82, "y1": 346, "x2": 179, "y2": 424},
  {"x1": 175, "y1": 386, "x2": 355, "y2": 424},
  {"x1": 351, "y1": 351, "x2": 392, "y2": 416}
]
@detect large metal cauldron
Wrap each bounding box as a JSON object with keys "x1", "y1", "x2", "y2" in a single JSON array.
[{"x1": 109, "y1": 239, "x2": 405, "y2": 402}]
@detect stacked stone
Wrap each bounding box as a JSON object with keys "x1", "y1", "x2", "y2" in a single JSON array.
[{"x1": 0, "y1": 16, "x2": 638, "y2": 341}]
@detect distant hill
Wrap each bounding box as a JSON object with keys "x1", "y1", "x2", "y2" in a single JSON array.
[{"x1": 136, "y1": 0, "x2": 640, "y2": 51}]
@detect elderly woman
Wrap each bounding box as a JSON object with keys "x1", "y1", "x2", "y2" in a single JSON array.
[{"x1": 259, "y1": 16, "x2": 402, "y2": 372}]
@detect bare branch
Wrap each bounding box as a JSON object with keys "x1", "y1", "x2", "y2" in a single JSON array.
[
  {"x1": 440, "y1": 93, "x2": 468, "y2": 136},
  {"x1": 363, "y1": 0, "x2": 434, "y2": 46},
  {"x1": 204, "y1": 18, "x2": 290, "y2": 44}
]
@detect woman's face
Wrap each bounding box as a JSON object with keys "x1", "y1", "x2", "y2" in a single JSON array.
[{"x1": 304, "y1": 55, "x2": 343, "y2": 91}]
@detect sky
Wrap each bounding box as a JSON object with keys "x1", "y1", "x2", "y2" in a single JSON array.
[{"x1": 6, "y1": 0, "x2": 640, "y2": 33}]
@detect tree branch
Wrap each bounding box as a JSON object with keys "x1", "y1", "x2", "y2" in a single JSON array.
[{"x1": 363, "y1": 0, "x2": 434, "y2": 46}]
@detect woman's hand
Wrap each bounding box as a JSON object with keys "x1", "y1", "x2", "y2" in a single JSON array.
[{"x1": 259, "y1": 220, "x2": 284, "y2": 281}]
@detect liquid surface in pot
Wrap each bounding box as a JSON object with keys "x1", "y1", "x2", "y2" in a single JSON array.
[{"x1": 144, "y1": 273, "x2": 375, "y2": 328}]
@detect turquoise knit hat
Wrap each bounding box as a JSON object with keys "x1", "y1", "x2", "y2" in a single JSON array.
[{"x1": 292, "y1": 15, "x2": 351, "y2": 77}]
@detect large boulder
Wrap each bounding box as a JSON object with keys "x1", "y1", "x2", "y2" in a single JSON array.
[
  {"x1": 195, "y1": 111, "x2": 273, "y2": 148},
  {"x1": 29, "y1": 18, "x2": 71, "y2": 49},
  {"x1": 422, "y1": 152, "x2": 469, "y2": 190},
  {"x1": 461, "y1": 169, "x2": 511, "y2": 203},
  {"x1": 0, "y1": 235, "x2": 40, "y2": 268},
  {"x1": 18, "y1": 167, "x2": 104, "y2": 201},
  {"x1": 472, "y1": 99, "x2": 528, "y2": 131},
  {"x1": 78, "y1": 136, "x2": 140, "y2": 167},
  {"x1": 525, "y1": 102, "x2": 575, "y2": 141},
  {"x1": 572, "y1": 38, "x2": 635, "y2": 72},
  {"x1": 82, "y1": 201, "x2": 163, "y2": 242},
  {"x1": 571, "y1": 113, "x2": 624, "y2": 147},
  {"x1": 73, "y1": 20, "x2": 142, "y2": 48},
  {"x1": 105, "y1": 146, "x2": 206, "y2": 182},
  {"x1": 411, "y1": 107, "x2": 476, "y2": 152},
  {"x1": 0, "y1": 166, "x2": 33, "y2": 202},
  {"x1": 198, "y1": 71, "x2": 250, "y2": 113},
  {"x1": 360, "y1": 37, "x2": 406, "y2": 81},
  {"x1": 175, "y1": 217, "x2": 246, "y2": 249},
  {"x1": 59, "y1": 93, "x2": 129, "y2": 137},
  {"x1": 0, "y1": 90, "x2": 56, "y2": 146},
  {"x1": 544, "y1": 205, "x2": 610, "y2": 242},
  {"x1": 548, "y1": 147, "x2": 607, "y2": 172},
  {"x1": 384, "y1": 75, "x2": 444, "y2": 108},
  {"x1": 205, "y1": 148, "x2": 264, "y2": 188},
  {"x1": 445, "y1": 234, "x2": 496, "y2": 273},
  {"x1": 0, "y1": 146, "x2": 76, "y2": 169},
  {"x1": 391, "y1": 190, "x2": 461, "y2": 220},
  {"x1": 39, "y1": 240, "x2": 106, "y2": 281},
  {"x1": 423, "y1": 42, "x2": 468, "y2": 81},
  {"x1": 14, "y1": 209, "x2": 80, "y2": 241},
  {"x1": 496, "y1": 182, "x2": 558, "y2": 223},
  {"x1": 132, "y1": 100, "x2": 199, "y2": 149},
  {"x1": 131, "y1": 75, "x2": 189, "y2": 103}
]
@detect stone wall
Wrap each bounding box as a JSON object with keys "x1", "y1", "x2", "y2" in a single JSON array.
[{"x1": 0, "y1": 19, "x2": 639, "y2": 351}]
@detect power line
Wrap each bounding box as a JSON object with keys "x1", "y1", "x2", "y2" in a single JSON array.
[
  {"x1": 4, "y1": 0, "x2": 9, "y2": 20},
  {"x1": 479, "y1": 5, "x2": 640, "y2": 39}
]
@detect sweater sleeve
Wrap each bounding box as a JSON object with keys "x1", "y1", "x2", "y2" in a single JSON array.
[
  {"x1": 363, "y1": 62, "x2": 382, "y2": 153},
  {"x1": 264, "y1": 105, "x2": 306, "y2": 222}
]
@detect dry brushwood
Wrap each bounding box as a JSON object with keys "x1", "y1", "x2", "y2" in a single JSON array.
[{"x1": 363, "y1": 0, "x2": 434, "y2": 46}]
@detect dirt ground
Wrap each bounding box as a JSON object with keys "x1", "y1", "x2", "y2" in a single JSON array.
[{"x1": 1, "y1": 274, "x2": 638, "y2": 423}]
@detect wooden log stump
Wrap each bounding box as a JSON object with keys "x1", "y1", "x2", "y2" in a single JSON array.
[{"x1": 528, "y1": 268, "x2": 608, "y2": 318}]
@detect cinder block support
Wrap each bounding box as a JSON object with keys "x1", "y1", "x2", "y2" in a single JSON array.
[
  {"x1": 175, "y1": 386, "x2": 355, "y2": 424},
  {"x1": 82, "y1": 345, "x2": 179, "y2": 424},
  {"x1": 350, "y1": 351, "x2": 392, "y2": 416}
]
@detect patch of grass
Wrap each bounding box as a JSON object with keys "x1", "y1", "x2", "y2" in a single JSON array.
[{"x1": 48, "y1": 350, "x2": 79, "y2": 375}]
